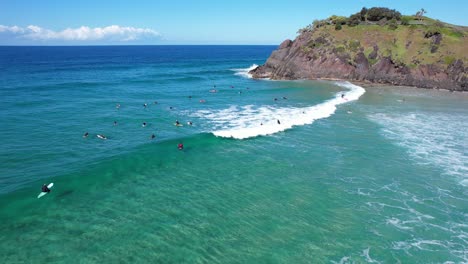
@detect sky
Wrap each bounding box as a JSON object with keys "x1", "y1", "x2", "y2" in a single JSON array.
[{"x1": 0, "y1": 0, "x2": 466, "y2": 45}]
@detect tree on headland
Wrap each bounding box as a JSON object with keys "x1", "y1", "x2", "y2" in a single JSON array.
[
  {"x1": 416, "y1": 8, "x2": 427, "y2": 21},
  {"x1": 366, "y1": 7, "x2": 401, "y2": 21},
  {"x1": 360, "y1": 7, "x2": 368, "y2": 22}
]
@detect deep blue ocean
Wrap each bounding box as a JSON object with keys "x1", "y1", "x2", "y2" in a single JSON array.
[{"x1": 0, "y1": 46, "x2": 467, "y2": 263}]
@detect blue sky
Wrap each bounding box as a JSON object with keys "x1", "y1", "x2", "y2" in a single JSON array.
[{"x1": 0, "y1": 0, "x2": 466, "y2": 45}]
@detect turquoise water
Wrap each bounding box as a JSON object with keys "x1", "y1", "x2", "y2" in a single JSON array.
[{"x1": 0, "y1": 46, "x2": 467, "y2": 263}]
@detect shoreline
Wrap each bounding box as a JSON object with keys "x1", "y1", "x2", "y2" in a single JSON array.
[{"x1": 263, "y1": 76, "x2": 467, "y2": 93}]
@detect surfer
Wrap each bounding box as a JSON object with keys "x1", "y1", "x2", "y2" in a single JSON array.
[
  {"x1": 277, "y1": 119, "x2": 281, "y2": 125},
  {"x1": 274, "y1": 98, "x2": 278, "y2": 101},
  {"x1": 178, "y1": 143, "x2": 184, "y2": 150},
  {"x1": 143, "y1": 103, "x2": 148, "y2": 108},
  {"x1": 113, "y1": 121, "x2": 117, "y2": 126},
  {"x1": 341, "y1": 94, "x2": 345, "y2": 98},
  {"x1": 283, "y1": 96, "x2": 287, "y2": 100},
  {"x1": 142, "y1": 122, "x2": 147, "y2": 127},
  {"x1": 187, "y1": 121, "x2": 193, "y2": 126},
  {"x1": 154, "y1": 101, "x2": 158, "y2": 104},
  {"x1": 83, "y1": 132, "x2": 89, "y2": 138},
  {"x1": 175, "y1": 120, "x2": 180, "y2": 126},
  {"x1": 151, "y1": 134, "x2": 156, "y2": 140},
  {"x1": 169, "y1": 106, "x2": 173, "y2": 110},
  {"x1": 41, "y1": 184, "x2": 51, "y2": 193}
]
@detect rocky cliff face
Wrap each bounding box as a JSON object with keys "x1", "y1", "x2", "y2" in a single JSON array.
[{"x1": 251, "y1": 26, "x2": 467, "y2": 91}]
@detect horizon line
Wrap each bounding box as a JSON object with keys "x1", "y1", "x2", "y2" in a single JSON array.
[{"x1": 0, "y1": 44, "x2": 279, "y2": 47}]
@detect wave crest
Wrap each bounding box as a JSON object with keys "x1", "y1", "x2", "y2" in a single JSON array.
[
  {"x1": 192, "y1": 82, "x2": 365, "y2": 139},
  {"x1": 231, "y1": 64, "x2": 258, "y2": 79}
]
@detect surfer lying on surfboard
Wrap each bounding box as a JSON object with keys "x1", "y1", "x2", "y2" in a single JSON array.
[
  {"x1": 38, "y1": 183, "x2": 54, "y2": 198},
  {"x1": 42, "y1": 184, "x2": 51, "y2": 193}
]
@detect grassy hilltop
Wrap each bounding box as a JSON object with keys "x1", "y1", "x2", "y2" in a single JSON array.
[
  {"x1": 301, "y1": 8, "x2": 467, "y2": 68},
  {"x1": 251, "y1": 7, "x2": 467, "y2": 91}
]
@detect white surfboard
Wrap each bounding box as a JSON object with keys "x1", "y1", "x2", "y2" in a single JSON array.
[{"x1": 37, "y1": 183, "x2": 54, "y2": 198}]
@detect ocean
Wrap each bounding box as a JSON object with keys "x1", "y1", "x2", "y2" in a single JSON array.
[{"x1": 0, "y1": 46, "x2": 466, "y2": 263}]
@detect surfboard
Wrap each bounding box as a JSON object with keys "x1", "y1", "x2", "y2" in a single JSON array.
[
  {"x1": 174, "y1": 123, "x2": 183, "y2": 127},
  {"x1": 37, "y1": 183, "x2": 54, "y2": 198}
]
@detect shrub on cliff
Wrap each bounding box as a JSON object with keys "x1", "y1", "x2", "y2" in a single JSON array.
[
  {"x1": 312, "y1": 19, "x2": 328, "y2": 29},
  {"x1": 329, "y1": 15, "x2": 348, "y2": 25},
  {"x1": 401, "y1": 16, "x2": 412, "y2": 26},
  {"x1": 388, "y1": 18, "x2": 398, "y2": 30},
  {"x1": 424, "y1": 26, "x2": 441, "y2": 38},
  {"x1": 347, "y1": 13, "x2": 361, "y2": 26}
]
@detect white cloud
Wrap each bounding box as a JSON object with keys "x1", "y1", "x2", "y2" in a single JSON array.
[
  {"x1": 0, "y1": 25, "x2": 25, "y2": 33},
  {"x1": 0, "y1": 24, "x2": 161, "y2": 42}
]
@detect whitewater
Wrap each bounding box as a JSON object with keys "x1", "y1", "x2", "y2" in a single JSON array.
[{"x1": 193, "y1": 81, "x2": 365, "y2": 139}]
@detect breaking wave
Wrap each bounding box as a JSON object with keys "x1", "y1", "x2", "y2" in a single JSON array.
[
  {"x1": 231, "y1": 64, "x2": 258, "y2": 79},
  {"x1": 192, "y1": 82, "x2": 365, "y2": 139}
]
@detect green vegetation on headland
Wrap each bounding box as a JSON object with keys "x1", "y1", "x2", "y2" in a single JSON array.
[
  {"x1": 298, "y1": 7, "x2": 466, "y2": 67},
  {"x1": 251, "y1": 7, "x2": 467, "y2": 91}
]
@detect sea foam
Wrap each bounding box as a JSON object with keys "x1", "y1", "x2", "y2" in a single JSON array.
[
  {"x1": 193, "y1": 82, "x2": 365, "y2": 139},
  {"x1": 368, "y1": 111, "x2": 468, "y2": 186},
  {"x1": 231, "y1": 64, "x2": 258, "y2": 79}
]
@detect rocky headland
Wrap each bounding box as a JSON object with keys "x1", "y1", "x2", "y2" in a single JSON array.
[{"x1": 251, "y1": 7, "x2": 467, "y2": 91}]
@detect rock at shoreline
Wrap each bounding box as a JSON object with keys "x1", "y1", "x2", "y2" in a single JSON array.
[{"x1": 250, "y1": 12, "x2": 467, "y2": 91}]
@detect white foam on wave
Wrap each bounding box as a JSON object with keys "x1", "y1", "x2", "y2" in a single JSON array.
[
  {"x1": 392, "y1": 239, "x2": 448, "y2": 251},
  {"x1": 231, "y1": 64, "x2": 259, "y2": 79},
  {"x1": 460, "y1": 179, "x2": 468, "y2": 187},
  {"x1": 361, "y1": 247, "x2": 382, "y2": 264},
  {"x1": 386, "y1": 217, "x2": 415, "y2": 230},
  {"x1": 368, "y1": 111, "x2": 468, "y2": 186},
  {"x1": 331, "y1": 256, "x2": 351, "y2": 264},
  {"x1": 191, "y1": 82, "x2": 365, "y2": 139}
]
